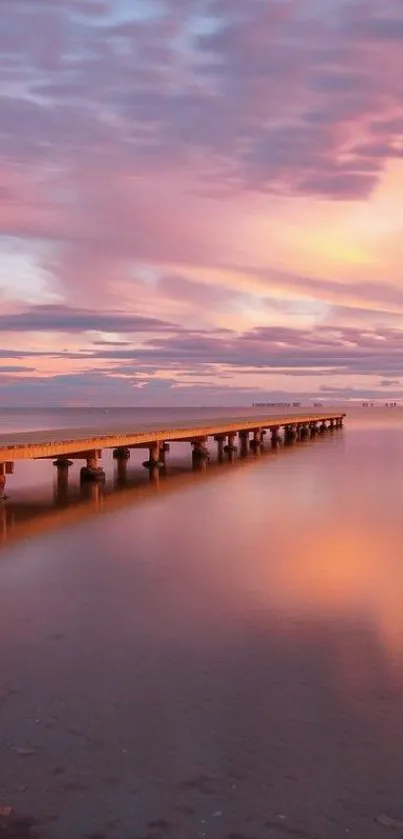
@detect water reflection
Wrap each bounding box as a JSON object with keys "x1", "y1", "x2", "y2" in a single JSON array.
[
  {"x1": 3, "y1": 419, "x2": 403, "y2": 665},
  {"x1": 1, "y1": 416, "x2": 403, "y2": 835},
  {"x1": 115, "y1": 457, "x2": 129, "y2": 486}
]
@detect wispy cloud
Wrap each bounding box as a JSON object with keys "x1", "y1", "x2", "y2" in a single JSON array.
[{"x1": 1, "y1": 0, "x2": 403, "y2": 402}]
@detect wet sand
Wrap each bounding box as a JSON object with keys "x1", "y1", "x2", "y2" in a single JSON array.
[{"x1": 1, "y1": 414, "x2": 403, "y2": 837}]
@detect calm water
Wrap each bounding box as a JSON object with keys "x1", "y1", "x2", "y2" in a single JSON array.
[{"x1": 1, "y1": 407, "x2": 403, "y2": 838}]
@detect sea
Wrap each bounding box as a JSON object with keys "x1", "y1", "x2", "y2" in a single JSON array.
[{"x1": 1, "y1": 405, "x2": 403, "y2": 839}]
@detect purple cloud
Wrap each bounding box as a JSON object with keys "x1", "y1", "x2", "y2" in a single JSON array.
[
  {"x1": 1, "y1": 0, "x2": 403, "y2": 403},
  {"x1": 0, "y1": 305, "x2": 182, "y2": 334},
  {"x1": 1, "y1": 0, "x2": 402, "y2": 197}
]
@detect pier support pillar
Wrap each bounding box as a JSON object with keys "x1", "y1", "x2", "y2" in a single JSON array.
[
  {"x1": 159, "y1": 442, "x2": 170, "y2": 471},
  {"x1": 250, "y1": 429, "x2": 263, "y2": 453},
  {"x1": 80, "y1": 450, "x2": 105, "y2": 482},
  {"x1": 224, "y1": 433, "x2": 237, "y2": 460},
  {"x1": 319, "y1": 421, "x2": 327, "y2": 434},
  {"x1": 0, "y1": 462, "x2": 13, "y2": 502},
  {"x1": 53, "y1": 458, "x2": 72, "y2": 503},
  {"x1": 141, "y1": 442, "x2": 163, "y2": 483},
  {"x1": 284, "y1": 425, "x2": 296, "y2": 445},
  {"x1": 143, "y1": 441, "x2": 163, "y2": 470},
  {"x1": 239, "y1": 431, "x2": 249, "y2": 458},
  {"x1": 270, "y1": 427, "x2": 281, "y2": 447},
  {"x1": 310, "y1": 422, "x2": 318, "y2": 437},
  {"x1": 297, "y1": 424, "x2": 307, "y2": 441},
  {"x1": 191, "y1": 438, "x2": 209, "y2": 470},
  {"x1": 113, "y1": 447, "x2": 130, "y2": 461},
  {"x1": 0, "y1": 474, "x2": 6, "y2": 503},
  {"x1": 214, "y1": 435, "x2": 226, "y2": 462},
  {"x1": 150, "y1": 442, "x2": 160, "y2": 464},
  {"x1": 113, "y1": 446, "x2": 130, "y2": 478},
  {"x1": 53, "y1": 457, "x2": 73, "y2": 468},
  {"x1": 113, "y1": 447, "x2": 130, "y2": 484}
]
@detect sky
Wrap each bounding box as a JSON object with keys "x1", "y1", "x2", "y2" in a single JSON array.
[{"x1": 0, "y1": 0, "x2": 403, "y2": 406}]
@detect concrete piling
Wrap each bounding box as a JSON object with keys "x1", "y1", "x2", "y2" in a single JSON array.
[
  {"x1": 214, "y1": 435, "x2": 226, "y2": 462},
  {"x1": 159, "y1": 442, "x2": 170, "y2": 471},
  {"x1": 142, "y1": 441, "x2": 163, "y2": 470},
  {"x1": 284, "y1": 425, "x2": 296, "y2": 445},
  {"x1": 113, "y1": 447, "x2": 130, "y2": 460},
  {"x1": 224, "y1": 433, "x2": 237, "y2": 460},
  {"x1": 191, "y1": 438, "x2": 210, "y2": 469},
  {"x1": 80, "y1": 450, "x2": 105, "y2": 482},
  {"x1": 0, "y1": 462, "x2": 13, "y2": 501},
  {"x1": 53, "y1": 457, "x2": 73, "y2": 467},
  {"x1": 250, "y1": 429, "x2": 263, "y2": 452},
  {"x1": 270, "y1": 427, "x2": 282, "y2": 447},
  {"x1": 239, "y1": 431, "x2": 249, "y2": 457}
]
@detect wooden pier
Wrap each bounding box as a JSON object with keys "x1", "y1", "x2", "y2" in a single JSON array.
[{"x1": 0, "y1": 411, "x2": 345, "y2": 498}]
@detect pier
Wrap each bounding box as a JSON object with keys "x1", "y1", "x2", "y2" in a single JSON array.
[{"x1": 0, "y1": 411, "x2": 345, "y2": 499}]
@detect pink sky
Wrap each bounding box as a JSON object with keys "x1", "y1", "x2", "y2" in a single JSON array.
[{"x1": 1, "y1": 0, "x2": 403, "y2": 405}]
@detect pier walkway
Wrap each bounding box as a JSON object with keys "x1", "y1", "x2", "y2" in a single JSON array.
[{"x1": 0, "y1": 411, "x2": 345, "y2": 496}]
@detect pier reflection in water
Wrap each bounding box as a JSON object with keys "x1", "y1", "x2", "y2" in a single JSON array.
[
  {"x1": 2, "y1": 412, "x2": 403, "y2": 838},
  {"x1": 0, "y1": 427, "x2": 329, "y2": 549}
]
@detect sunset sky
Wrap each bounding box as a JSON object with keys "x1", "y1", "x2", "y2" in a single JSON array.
[{"x1": 1, "y1": 0, "x2": 403, "y2": 406}]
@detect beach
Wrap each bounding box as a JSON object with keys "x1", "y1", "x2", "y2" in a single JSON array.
[{"x1": 0, "y1": 407, "x2": 403, "y2": 838}]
